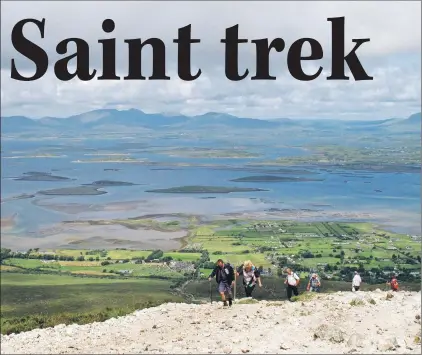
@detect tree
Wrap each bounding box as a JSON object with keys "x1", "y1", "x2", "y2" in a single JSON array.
[
  {"x1": 301, "y1": 251, "x2": 314, "y2": 258},
  {"x1": 0, "y1": 248, "x2": 12, "y2": 262},
  {"x1": 146, "y1": 250, "x2": 164, "y2": 262}
]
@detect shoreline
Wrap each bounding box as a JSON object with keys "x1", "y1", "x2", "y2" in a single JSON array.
[{"x1": 2, "y1": 206, "x2": 420, "y2": 251}]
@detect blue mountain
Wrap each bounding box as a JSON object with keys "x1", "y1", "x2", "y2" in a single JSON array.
[
  {"x1": 1, "y1": 109, "x2": 420, "y2": 133},
  {"x1": 1, "y1": 116, "x2": 43, "y2": 133}
]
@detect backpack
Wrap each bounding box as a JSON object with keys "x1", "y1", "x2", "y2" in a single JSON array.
[{"x1": 391, "y1": 278, "x2": 399, "y2": 290}]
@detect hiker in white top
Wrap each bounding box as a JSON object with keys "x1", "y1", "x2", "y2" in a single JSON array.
[
  {"x1": 236, "y1": 260, "x2": 262, "y2": 298},
  {"x1": 352, "y1": 271, "x2": 362, "y2": 292},
  {"x1": 284, "y1": 268, "x2": 300, "y2": 301}
]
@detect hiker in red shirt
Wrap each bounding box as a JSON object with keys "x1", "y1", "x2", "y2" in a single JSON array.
[{"x1": 387, "y1": 275, "x2": 399, "y2": 291}]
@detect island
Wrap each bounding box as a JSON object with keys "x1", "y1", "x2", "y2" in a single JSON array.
[
  {"x1": 145, "y1": 186, "x2": 268, "y2": 194},
  {"x1": 37, "y1": 186, "x2": 107, "y2": 196},
  {"x1": 230, "y1": 175, "x2": 323, "y2": 182},
  {"x1": 83, "y1": 180, "x2": 138, "y2": 187},
  {"x1": 14, "y1": 172, "x2": 71, "y2": 182}
]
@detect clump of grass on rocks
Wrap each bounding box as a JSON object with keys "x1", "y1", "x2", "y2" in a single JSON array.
[
  {"x1": 290, "y1": 292, "x2": 317, "y2": 303},
  {"x1": 350, "y1": 298, "x2": 365, "y2": 306}
]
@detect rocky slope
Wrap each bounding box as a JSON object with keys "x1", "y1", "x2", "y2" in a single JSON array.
[{"x1": 1, "y1": 290, "x2": 421, "y2": 354}]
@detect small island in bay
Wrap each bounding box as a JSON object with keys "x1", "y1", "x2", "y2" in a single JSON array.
[
  {"x1": 1, "y1": 193, "x2": 35, "y2": 203},
  {"x1": 145, "y1": 186, "x2": 268, "y2": 194},
  {"x1": 83, "y1": 180, "x2": 138, "y2": 187},
  {"x1": 230, "y1": 175, "x2": 323, "y2": 182},
  {"x1": 37, "y1": 186, "x2": 107, "y2": 196},
  {"x1": 14, "y1": 172, "x2": 71, "y2": 182}
]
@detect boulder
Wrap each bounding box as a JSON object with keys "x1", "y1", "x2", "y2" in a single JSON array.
[
  {"x1": 377, "y1": 339, "x2": 395, "y2": 352},
  {"x1": 313, "y1": 324, "x2": 346, "y2": 343}
]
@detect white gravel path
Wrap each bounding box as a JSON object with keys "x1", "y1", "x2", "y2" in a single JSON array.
[{"x1": 1, "y1": 290, "x2": 421, "y2": 354}]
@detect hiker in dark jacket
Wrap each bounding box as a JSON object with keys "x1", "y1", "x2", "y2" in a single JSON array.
[
  {"x1": 236, "y1": 260, "x2": 262, "y2": 298},
  {"x1": 208, "y1": 259, "x2": 235, "y2": 306}
]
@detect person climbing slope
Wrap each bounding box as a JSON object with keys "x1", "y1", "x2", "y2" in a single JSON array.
[
  {"x1": 208, "y1": 259, "x2": 235, "y2": 306},
  {"x1": 306, "y1": 273, "x2": 321, "y2": 292},
  {"x1": 284, "y1": 268, "x2": 300, "y2": 301},
  {"x1": 236, "y1": 260, "x2": 262, "y2": 298},
  {"x1": 387, "y1": 274, "x2": 399, "y2": 292},
  {"x1": 352, "y1": 271, "x2": 362, "y2": 292}
]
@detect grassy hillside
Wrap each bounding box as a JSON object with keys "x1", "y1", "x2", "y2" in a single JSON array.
[{"x1": 1, "y1": 273, "x2": 182, "y2": 335}]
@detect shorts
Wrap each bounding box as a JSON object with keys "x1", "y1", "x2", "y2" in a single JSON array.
[{"x1": 218, "y1": 281, "x2": 232, "y2": 296}]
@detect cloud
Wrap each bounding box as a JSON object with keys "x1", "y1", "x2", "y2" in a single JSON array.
[{"x1": 0, "y1": 1, "x2": 420, "y2": 119}]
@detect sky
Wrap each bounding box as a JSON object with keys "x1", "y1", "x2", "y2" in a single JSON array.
[{"x1": 1, "y1": 1, "x2": 421, "y2": 120}]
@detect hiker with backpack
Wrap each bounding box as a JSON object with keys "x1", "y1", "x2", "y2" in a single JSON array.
[
  {"x1": 306, "y1": 273, "x2": 321, "y2": 292},
  {"x1": 387, "y1": 274, "x2": 399, "y2": 291},
  {"x1": 208, "y1": 259, "x2": 235, "y2": 307},
  {"x1": 236, "y1": 260, "x2": 262, "y2": 298},
  {"x1": 352, "y1": 271, "x2": 362, "y2": 292},
  {"x1": 284, "y1": 268, "x2": 300, "y2": 301}
]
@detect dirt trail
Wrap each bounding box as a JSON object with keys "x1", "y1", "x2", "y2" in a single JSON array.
[{"x1": 1, "y1": 290, "x2": 421, "y2": 354}]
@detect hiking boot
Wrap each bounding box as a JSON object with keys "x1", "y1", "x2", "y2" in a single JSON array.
[
  {"x1": 228, "y1": 298, "x2": 233, "y2": 307},
  {"x1": 223, "y1": 301, "x2": 228, "y2": 307}
]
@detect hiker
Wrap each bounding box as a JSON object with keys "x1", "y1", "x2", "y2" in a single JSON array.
[
  {"x1": 236, "y1": 260, "x2": 262, "y2": 298},
  {"x1": 306, "y1": 273, "x2": 321, "y2": 292},
  {"x1": 208, "y1": 259, "x2": 235, "y2": 306},
  {"x1": 284, "y1": 268, "x2": 300, "y2": 301},
  {"x1": 387, "y1": 274, "x2": 399, "y2": 291},
  {"x1": 352, "y1": 271, "x2": 362, "y2": 292}
]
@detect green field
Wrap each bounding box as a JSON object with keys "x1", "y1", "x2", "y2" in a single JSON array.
[
  {"x1": 1, "y1": 273, "x2": 182, "y2": 334},
  {"x1": 187, "y1": 220, "x2": 421, "y2": 278},
  {"x1": 1, "y1": 218, "x2": 420, "y2": 334}
]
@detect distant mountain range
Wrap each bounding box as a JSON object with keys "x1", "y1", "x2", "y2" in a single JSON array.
[{"x1": 1, "y1": 109, "x2": 420, "y2": 134}]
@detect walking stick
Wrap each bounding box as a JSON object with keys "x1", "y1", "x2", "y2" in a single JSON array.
[
  {"x1": 233, "y1": 271, "x2": 237, "y2": 300},
  {"x1": 209, "y1": 280, "x2": 212, "y2": 304}
]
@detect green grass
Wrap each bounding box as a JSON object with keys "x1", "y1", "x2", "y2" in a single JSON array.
[
  {"x1": 2, "y1": 259, "x2": 185, "y2": 279},
  {"x1": 0, "y1": 272, "x2": 183, "y2": 334},
  {"x1": 290, "y1": 292, "x2": 317, "y2": 302},
  {"x1": 164, "y1": 252, "x2": 201, "y2": 261},
  {"x1": 208, "y1": 253, "x2": 271, "y2": 268},
  {"x1": 2, "y1": 219, "x2": 420, "y2": 335},
  {"x1": 350, "y1": 298, "x2": 365, "y2": 306}
]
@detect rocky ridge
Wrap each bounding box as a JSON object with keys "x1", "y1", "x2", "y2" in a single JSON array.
[{"x1": 1, "y1": 290, "x2": 421, "y2": 354}]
